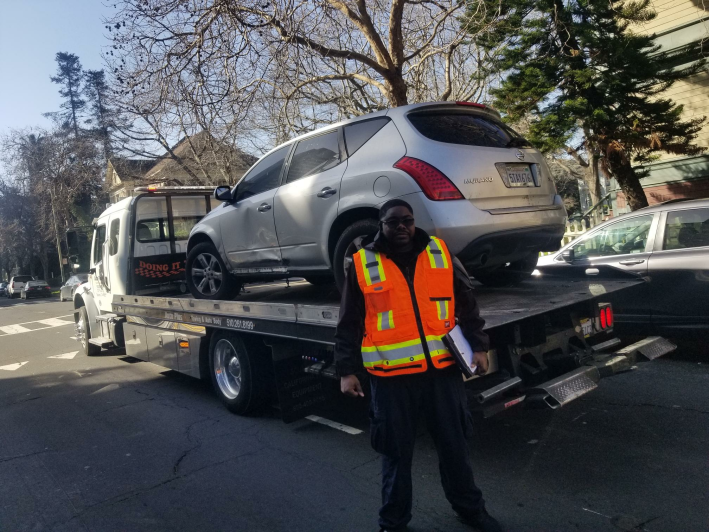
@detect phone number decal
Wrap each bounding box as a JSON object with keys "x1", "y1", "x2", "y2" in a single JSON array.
[{"x1": 227, "y1": 318, "x2": 255, "y2": 330}]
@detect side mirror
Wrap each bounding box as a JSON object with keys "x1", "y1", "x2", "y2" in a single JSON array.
[
  {"x1": 561, "y1": 248, "x2": 575, "y2": 263},
  {"x1": 214, "y1": 186, "x2": 233, "y2": 202}
]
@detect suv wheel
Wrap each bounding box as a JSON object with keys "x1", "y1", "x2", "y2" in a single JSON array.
[
  {"x1": 333, "y1": 219, "x2": 380, "y2": 291},
  {"x1": 472, "y1": 252, "x2": 539, "y2": 287},
  {"x1": 186, "y1": 242, "x2": 241, "y2": 300}
]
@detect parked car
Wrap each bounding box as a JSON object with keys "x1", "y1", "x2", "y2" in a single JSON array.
[
  {"x1": 6, "y1": 275, "x2": 35, "y2": 298},
  {"x1": 20, "y1": 280, "x2": 52, "y2": 300},
  {"x1": 537, "y1": 198, "x2": 709, "y2": 332},
  {"x1": 59, "y1": 273, "x2": 89, "y2": 302},
  {"x1": 0, "y1": 282, "x2": 7, "y2": 296},
  {"x1": 186, "y1": 101, "x2": 567, "y2": 299}
]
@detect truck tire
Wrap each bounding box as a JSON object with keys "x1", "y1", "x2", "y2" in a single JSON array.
[
  {"x1": 209, "y1": 331, "x2": 269, "y2": 415},
  {"x1": 333, "y1": 219, "x2": 379, "y2": 292},
  {"x1": 472, "y1": 252, "x2": 539, "y2": 287},
  {"x1": 186, "y1": 242, "x2": 241, "y2": 300},
  {"x1": 77, "y1": 306, "x2": 101, "y2": 356}
]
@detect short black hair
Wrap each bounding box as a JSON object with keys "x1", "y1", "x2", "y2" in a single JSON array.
[{"x1": 379, "y1": 199, "x2": 413, "y2": 220}]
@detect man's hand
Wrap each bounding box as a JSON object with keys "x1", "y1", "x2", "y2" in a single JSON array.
[
  {"x1": 340, "y1": 374, "x2": 365, "y2": 397},
  {"x1": 472, "y1": 351, "x2": 489, "y2": 375}
]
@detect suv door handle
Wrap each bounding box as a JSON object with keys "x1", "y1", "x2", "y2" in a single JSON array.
[
  {"x1": 317, "y1": 187, "x2": 337, "y2": 198},
  {"x1": 619, "y1": 259, "x2": 645, "y2": 266},
  {"x1": 257, "y1": 203, "x2": 272, "y2": 212}
]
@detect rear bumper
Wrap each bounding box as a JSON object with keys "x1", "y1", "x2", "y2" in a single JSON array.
[{"x1": 457, "y1": 224, "x2": 565, "y2": 269}]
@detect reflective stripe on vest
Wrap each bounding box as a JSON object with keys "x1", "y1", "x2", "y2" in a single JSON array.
[
  {"x1": 426, "y1": 236, "x2": 449, "y2": 269},
  {"x1": 358, "y1": 248, "x2": 386, "y2": 286},
  {"x1": 377, "y1": 310, "x2": 394, "y2": 331},
  {"x1": 361, "y1": 334, "x2": 450, "y2": 368}
]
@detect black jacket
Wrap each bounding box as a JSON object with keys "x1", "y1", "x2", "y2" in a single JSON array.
[{"x1": 334, "y1": 228, "x2": 490, "y2": 377}]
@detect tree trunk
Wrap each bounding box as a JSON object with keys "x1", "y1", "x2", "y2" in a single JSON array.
[
  {"x1": 607, "y1": 152, "x2": 649, "y2": 211},
  {"x1": 581, "y1": 164, "x2": 600, "y2": 207},
  {"x1": 39, "y1": 240, "x2": 50, "y2": 283},
  {"x1": 386, "y1": 73, "x2": 408, "y2": 107}
]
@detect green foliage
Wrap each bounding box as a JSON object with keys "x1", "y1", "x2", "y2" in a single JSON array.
[
  {"x1": 48, "y1": 52, "x2": 86, "y2": 137},
  {"x1": 465, "y1": 0, "x2": 706, "y2": 209}
]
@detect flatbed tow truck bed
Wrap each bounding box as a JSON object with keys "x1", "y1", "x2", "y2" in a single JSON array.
[{"x1": 108, "y1": 270, "x2": 676, "y2": 421}]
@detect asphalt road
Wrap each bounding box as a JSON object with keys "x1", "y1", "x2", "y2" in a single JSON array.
[{"x1": 0, "y1": 295, "x2": 707, "y2": 532}]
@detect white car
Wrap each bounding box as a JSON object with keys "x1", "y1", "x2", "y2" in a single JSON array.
[{"x1": 6, "y1": 275, "x2": 34, "y2": 299}]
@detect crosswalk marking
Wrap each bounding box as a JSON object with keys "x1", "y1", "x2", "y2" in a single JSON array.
[
  {"x1": 0, "y1": 361, "x2": 29, "y2": 371},
  {"x1": 0, "y1": 324, "x2": 32, "y2": 335},
  {"x1": 0, "y1": 314, "x2": 74, "y2": 337},
  {"x1": 37, "y1": 318, "x2": 74, "y2": 327}
]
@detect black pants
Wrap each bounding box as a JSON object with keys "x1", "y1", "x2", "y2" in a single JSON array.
[{"x1": 369, "y1": 367, "x2": 485, "y2": 530}]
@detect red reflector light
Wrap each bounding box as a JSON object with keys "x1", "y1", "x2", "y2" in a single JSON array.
[
  {"x1": 606, "y1": 307, "x2": 613, "y2": 327},
  {"x1": 393, "y1": 157, "x2": 464, "y2": 201},
  {"x1": 600, "y1": 308, "x2": 607, "y2": 329},
  {"x1": 456, "y1": 101, "x2": 486, "y2": 108}
]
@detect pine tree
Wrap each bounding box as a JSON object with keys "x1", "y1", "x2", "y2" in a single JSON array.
[
  {"x1": 84, "y1": 69, "x2": 114, "y2": 160},
  {"x1": 469, "y1": 0, "x2": 705, "y2": 210},
  {"x1": 49, "y1": 52, "x2": 86, "y2": 137}
]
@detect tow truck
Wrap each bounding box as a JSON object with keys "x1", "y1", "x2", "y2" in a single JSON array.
[{"x1": 69, "y1": 186, "x2": 676, "y2": 422}]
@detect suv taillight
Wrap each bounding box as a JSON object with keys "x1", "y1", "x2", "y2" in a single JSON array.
[
  {"x1": 393, "y1": 157, "x2": 463, "y2": 201},
  {"x1": 598, "y1": 303, "x2": 613, "y2": 330}
]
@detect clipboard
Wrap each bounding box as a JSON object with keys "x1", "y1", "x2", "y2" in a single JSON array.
[{"x1": 442, "y1": 325, "x2": 478, "y2": 379}]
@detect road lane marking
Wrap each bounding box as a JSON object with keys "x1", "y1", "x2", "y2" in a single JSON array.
[
  {"x1": 0, "y1": 325, "x2": 32, "y2": 334},
  {"x1": 305, "y1": 415, "x2": 363, "y2": 435},
  {"x1": 37, "y1": 318, "x2": 74, "y2": 327},
  {"x1": 48, "y1": 352, "x2": 78, "y2": 360},
  {"x1": 0, "y1": 361, "x2": 29, "y2": 371}
]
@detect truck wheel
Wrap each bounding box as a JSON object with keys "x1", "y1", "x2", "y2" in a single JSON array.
[
  {"x1": 186, "y1": 242, "x2": 241, "y2": 300},
  {"x1": 77, "y1": 306, "x2": 101, "y2": 356},
  {"x1": 209, "y1": 332, "x2": 269, "y2": 415},
  {"x1": 333, "y1": 219, "x2": 379, "y2": 292},
  {"x1": 472, "y1": 252, "x2": 539, "y2": 287}
]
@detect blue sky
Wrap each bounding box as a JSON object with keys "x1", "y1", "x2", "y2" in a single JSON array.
[{"x1": 0, "y1": 0, "x2": 115, "y2": 134}]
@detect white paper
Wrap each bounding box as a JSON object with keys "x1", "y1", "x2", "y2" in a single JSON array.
[{"x1": 447, "y1": 324, "x2": 477, "y2": 374}]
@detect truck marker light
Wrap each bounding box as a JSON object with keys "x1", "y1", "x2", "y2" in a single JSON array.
[{"x1": 606, "y1": 307, "x2": 614, "y2": 327}]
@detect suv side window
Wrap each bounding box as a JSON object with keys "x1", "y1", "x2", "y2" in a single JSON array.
[
  {"x1": 286, "y1": 131, "x2": 341, "y2": 183},
  {"x1": 235, "y1": 146, "x2": 289, "y2": 201},
  {"x1": 344, "y1": 118, "x2": 389, "y2": 156},
  {"x1": 571, "y1": 215, "x2": 654, "y2": 260},
  {"x1": 663, "y1": 208, "x2": 709, "y2": 250},
  {"x1": 93, "y1": 224, "x2": 106, "y2": 265}
]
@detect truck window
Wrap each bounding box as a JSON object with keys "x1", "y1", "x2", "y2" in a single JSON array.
[
  {"x1": 108, "y1": 219, "x2": 120, "y2": 256},
  {"x1": 93, "y1": 224, "x2": 106, "y2": 264},
  {"x1": 136, "y1": 219, "x2": 168, "y2": 242},
  {"x1": 173, "y1": 216, "x2": 203, "y2": 240}
]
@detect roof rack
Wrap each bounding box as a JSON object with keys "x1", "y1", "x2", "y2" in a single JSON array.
[{"x1": 134, "y1": 185, "x2": 220, "y2": 193}]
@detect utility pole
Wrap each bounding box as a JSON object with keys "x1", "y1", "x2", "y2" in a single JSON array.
[{"x1": 50, "y1": 185, "x2": 66, "y2": 283}]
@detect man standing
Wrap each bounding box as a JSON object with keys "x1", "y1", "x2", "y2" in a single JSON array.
[{"x1": 335, "y1": 199, "x2": 502, "y2": 532}]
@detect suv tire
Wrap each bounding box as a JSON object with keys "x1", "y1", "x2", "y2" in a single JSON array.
[
  {"x1": 472, "y1": 252, "x2": 539, "y2": 287},
  {"x1": 186, "y1": 242, "x2": 241, "y2": 300},
  {"x1": 333, "y1": 218, "x2": 379, "y2": 291}
]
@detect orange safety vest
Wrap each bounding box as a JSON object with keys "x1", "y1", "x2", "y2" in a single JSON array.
[{"x1": 353, "y1": 236, "x2": 457, "y2": 377}]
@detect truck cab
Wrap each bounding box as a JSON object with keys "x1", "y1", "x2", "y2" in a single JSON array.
[{"x1": 71, "y1": 187, "x2": 219, "y2": 354}]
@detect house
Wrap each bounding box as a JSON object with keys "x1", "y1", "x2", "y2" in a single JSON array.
[
  {"x1": 106, "y1": 132, "x2": 257, "y2": 203},
  {"x1": 612, "y1": 0, "x2": 709, "y2": 212}
]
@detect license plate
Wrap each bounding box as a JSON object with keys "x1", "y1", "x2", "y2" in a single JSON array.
[
  {"x1": 580, "y1": 318, "x2": 592, "y2": 338},
  {"x1": 505, "y1": 164, "x2": 534, "y2": 187}
]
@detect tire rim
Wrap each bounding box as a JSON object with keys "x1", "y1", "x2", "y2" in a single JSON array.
[
  {"x1": 213, "y1": 339, "x2": 242, "y2": 400},
  {"x1": 76, "y1": 312, "x2": 87, "y2": 350},
  {"x1": 192, "y1": 252, "x2": 223, "y2": 296}
]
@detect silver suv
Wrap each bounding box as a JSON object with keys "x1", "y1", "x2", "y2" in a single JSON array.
[{"x1": 186, "y1": 101, "x2": 567, "y2": 299}]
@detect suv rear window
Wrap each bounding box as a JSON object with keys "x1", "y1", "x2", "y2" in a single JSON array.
[
  {"x1": 407, "y1": 111, "x2": 530, "y2": 148},
  {"x1": 13, "y1": 276, "x2": 33, "y2": 282}
]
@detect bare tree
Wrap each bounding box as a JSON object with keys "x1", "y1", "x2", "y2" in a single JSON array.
[{"x1": 105, "y1": 0, "x2": 500, "y2": 164}]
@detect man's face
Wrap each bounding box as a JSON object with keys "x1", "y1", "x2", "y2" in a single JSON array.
[{"x1": 381, "y1": 206, "x2": 415, "y2": 248}]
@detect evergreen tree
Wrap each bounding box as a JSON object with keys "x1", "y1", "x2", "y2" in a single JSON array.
[
  {"x1": 84, "y1": 69, "x2": 114, "y2": 160},
  {"x1": 49, "y1": 52, "x2": 86, "y2": 137},
  {"x1": 469, "y1": 0, "x2": 705, "y2": 210}
]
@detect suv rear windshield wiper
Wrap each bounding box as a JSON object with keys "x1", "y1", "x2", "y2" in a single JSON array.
[{"x1": 506, "y1": 137, "x2": 532, "y2": 148}]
